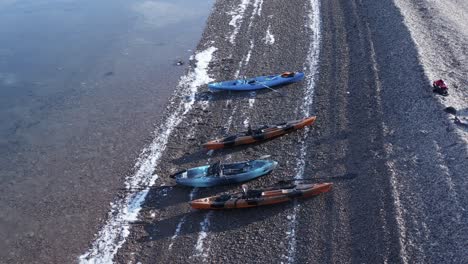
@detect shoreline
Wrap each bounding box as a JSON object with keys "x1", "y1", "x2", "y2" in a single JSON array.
[
  {"x1": 0, "y1": 1, "x2": 214, "y2": 263},
  {"x1": 107, "y1": 0, "x2": 467, "y2": 263}
]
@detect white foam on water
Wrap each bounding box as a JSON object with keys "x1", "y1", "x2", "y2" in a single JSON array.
[
  {"x1": 264, "y1": 25, "x2": 275, "y2": 45},
  {"x1": 286, "y1": 0, "x2": 321, "y2": 263},
  {"x1": 227, "y1": 0, "x2": 251, "y2": 44},
  {"x1": 78, "y1": 46, "x2": 217, "y2": 264}
]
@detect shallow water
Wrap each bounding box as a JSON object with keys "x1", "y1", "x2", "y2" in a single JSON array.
[
  {"x1": 0, "y1": 0, "x2": 213, "y2": 262},
  {"x1": 0, "y1": 0, "x2": 212, "y2": 157}
]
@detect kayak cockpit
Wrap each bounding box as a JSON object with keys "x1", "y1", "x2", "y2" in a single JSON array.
[{"x1": 203, "y1": 161, "x2": 253, "y2": 177}]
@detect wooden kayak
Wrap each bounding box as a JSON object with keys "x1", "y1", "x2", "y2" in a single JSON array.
[
  {"x1": 190, "y1": 182, "x2": 332, "y2": 209},
  {"x1": 203, "y1": 116, "x2": 317, "y2": 150}
]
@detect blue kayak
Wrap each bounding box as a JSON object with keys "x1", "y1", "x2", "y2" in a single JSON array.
[
  {"x1": 172, "y1": 160, "x2": 278, "y2": 187},
  {"x1": 208, "y1": 72, "x2": 305, "y2": 91}
]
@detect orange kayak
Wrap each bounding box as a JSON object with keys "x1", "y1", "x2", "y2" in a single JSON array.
[
  {"x1": 203, "y1": 116, "x2": 317, "y2": 150},
  {"x1": 190, "y1": 182, "x2": 332, "y2": 210}
]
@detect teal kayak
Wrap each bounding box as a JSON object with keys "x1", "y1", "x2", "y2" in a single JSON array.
[{"x1": 171, "y1": 160, "x2": 278, "y2": 187}]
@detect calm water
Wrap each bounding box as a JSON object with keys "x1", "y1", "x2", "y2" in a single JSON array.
[
  {"x1": 0, "y1": 0, "x2": 213, "y2": 262},
  {"x1": 0, "y1": 0, "x2": 212, "y2": 157}
]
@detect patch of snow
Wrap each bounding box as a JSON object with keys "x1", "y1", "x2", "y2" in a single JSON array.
[
  {"x1": 245, "y1": 40, "x2": 254, "y2": 65},
  {"x1": 168, "y1": 214, "x2": 187, "y2": 250},
  {"x1": 227, "y1": 0, "x2": 251, "y2": 44},
  {"x1": 264, "y1": 25, "x2": 275, "y2": 45},
  {"x1": 286, "y1": 0, "x2": 321, "y2": 263},
  {"x1": 385, "y1": 158, "x2": 410, "y2": 264},
  {"x1": 193, "y1": 211, "x2": 214, "y2": 260},
  {"x1": 243, "y1": 118, "x2": 250, "y2": 128},
  {"x1": 249, "y1": 92, "x2": 256, "y2": 108},
  {"x1": 249, "y1": 0, "x2": 264, "y2": 27},
  {"x1": 255, "y1": 0, "x2": 263, "y2": 16},
  {"x1": 225, "y1": 105, "x2": 238, "y2": 132}
]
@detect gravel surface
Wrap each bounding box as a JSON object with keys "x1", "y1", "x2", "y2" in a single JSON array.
[
  {"x1": 392, "y1": 0, "x2": 468, "y2": 138},
  {"x1": 82, "y1": 0, "x2": 467, "y2": 263}
]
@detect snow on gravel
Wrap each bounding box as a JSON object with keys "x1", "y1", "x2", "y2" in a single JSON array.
[
  {"x1": 264, "y1": 25, "x2": 275, "y2": 45},
  {"x1": 228, "y1": 0, "x2": 251, "y2": 44},
  {"x1": 384, "y1": 1, "x2": 468, "y2": 262},
  {"x1": 286, "y1": 0, "x2": 321, "y2": 262}
]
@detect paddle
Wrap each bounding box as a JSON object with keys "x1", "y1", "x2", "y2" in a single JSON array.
[
  {"x1": 258, "y1": 83, "x2": 288, "y2": 97},
  {"x1": 122, "y1": 173, "x2": 357, "y2": 192},
  {"x1": 120, "y1": 185, "x2": 174, "y2": 192},
  {"x1": 169, "y1": 169, "x2": 187, "y2": 179},
  {"x1": 276, "y1": 173, "x2": 358, "y2": 185},
  {"x1": 257, "y1": 154, "x2": 272, "y2": 160}
]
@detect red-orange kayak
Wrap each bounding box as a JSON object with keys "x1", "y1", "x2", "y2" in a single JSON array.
[
  {"x1": 190, "y1": 182, "x2": 332, "y2": 210},
  {"x1": 203, "y1": 116, "x2": 317, "y2": 150}
]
